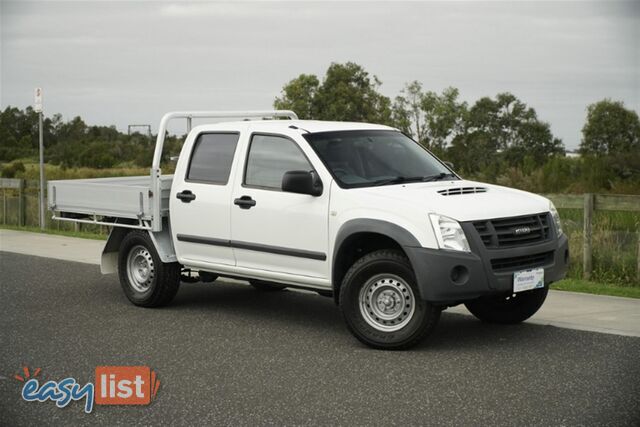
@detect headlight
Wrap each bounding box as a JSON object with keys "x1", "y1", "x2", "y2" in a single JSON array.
[
  {"x1": 549, "y1": 201, "x2": 563, "y2": 236},
  {"x1": 429, "y1": 214, "x2": 470, "y2": 252}
]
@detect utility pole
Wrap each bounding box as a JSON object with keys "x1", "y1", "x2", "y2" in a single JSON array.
[{"x1": 34, "y1": 87, "x2": 45, "y2": 230}]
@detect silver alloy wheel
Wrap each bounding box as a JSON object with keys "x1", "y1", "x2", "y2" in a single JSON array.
[
  {"x1": 359, "y1": 274, "x2": 416, "y2": 332},
  {"x1": 126, "y1": 245, "x2": 155, "y2": 293}
]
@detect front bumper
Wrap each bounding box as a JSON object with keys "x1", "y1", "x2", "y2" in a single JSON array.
[{"x1": 404, "y1": 231, "x2": 569, "y2": 304}]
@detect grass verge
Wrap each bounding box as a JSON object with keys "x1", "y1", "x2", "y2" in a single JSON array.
[
  {"x1": 0, "y1": 224, "x2": 106, "y2": 240},
  {"x1": 552, "y1": 278, "x2": 640, "y2": 299}
]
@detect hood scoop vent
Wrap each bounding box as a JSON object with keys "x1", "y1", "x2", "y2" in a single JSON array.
[{"x1": 438, "y1": 187, "x2": 488, "y2": 196}]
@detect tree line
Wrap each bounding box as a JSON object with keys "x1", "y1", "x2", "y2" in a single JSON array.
[
  {"x1": 274, "y1": 62, "x2": 639, "y2": 194},
  {"x1": 1, "y1": 61, "x2": 639, "y2": 193},
  {"x1": 0, "y1": 107, "x2": 188, "y2": 177}
]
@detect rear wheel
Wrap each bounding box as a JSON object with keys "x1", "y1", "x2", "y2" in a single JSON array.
[
  {"x1": 339, "y1": 249, "x2": 441, "y2": 350},
  {"x1": 464, "y1": 287, "x2": 548, "y2": 324},
  {"x1": 118, "y1": 231, "x2": 181, "y2": 307},
  {"x1": 249, "y1": 280, "x2": 287, "y2": 292}
]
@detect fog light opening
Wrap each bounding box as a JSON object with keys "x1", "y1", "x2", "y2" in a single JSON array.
[{"x1": 450, "y1": 265, "x2": 469, "y2": 286}]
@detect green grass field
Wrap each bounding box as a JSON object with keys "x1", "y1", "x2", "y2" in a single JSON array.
[
  {"x1": 15, "y1": 162, "x2": 150, "y2": 181},
  {"x1": 551, "y1": 279, "x2": 640, "y2": 299},
  {"x1": 557, "y1": 208, "x2": 639, "y2": 286}
]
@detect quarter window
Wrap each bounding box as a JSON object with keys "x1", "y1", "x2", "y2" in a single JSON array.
[
  {"x1": 187, "y1": 133, "x2": 239, "y2": 184},
  {"x1": 245, "y1": 134, "x2": 312, "y2": 190}
]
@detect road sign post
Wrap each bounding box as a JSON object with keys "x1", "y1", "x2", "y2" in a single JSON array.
[{"x1": 34, "y1": 88, "x2": 45, "y2": 230}]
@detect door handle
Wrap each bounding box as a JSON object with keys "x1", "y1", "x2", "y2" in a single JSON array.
[
  {"x1": 234, "y1": 195, "x2": 256, "y2": 209},
  {"x1": 176, "y1": 190, "x2": 196, "y2": 203}
]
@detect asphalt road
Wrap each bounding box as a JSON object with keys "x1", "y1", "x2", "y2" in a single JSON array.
[{"x1": 1, "y1": 252, "x2": 639, "y2": 426}]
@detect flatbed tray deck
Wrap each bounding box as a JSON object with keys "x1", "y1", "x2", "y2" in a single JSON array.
[{"x1": 49, "y1": 175, "x2": 173, "y2": 230}]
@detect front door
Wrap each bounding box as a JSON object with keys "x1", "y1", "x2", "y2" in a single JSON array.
[{"x1": 230, "y1": 133, "x2": 329, "y2": 278}]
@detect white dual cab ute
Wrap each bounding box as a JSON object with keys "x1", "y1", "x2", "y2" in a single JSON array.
[{"x1": 49, "y1": 110, "x2": 569, "y2": 350}]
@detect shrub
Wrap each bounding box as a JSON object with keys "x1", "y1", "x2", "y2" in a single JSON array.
[{"x1": 1, "y1": 161, "x2": 26, "y2": 178}]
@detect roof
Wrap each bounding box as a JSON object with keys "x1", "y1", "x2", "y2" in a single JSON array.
[{"x1": 193, "y1": 119, "x2": 397, "y2": 134}]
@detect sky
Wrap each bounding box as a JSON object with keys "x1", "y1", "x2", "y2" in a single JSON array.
[{"x1": 1, "y1": 0, "x2": 638, "y2": 150}]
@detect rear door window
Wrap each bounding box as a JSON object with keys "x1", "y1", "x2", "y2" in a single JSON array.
[{"x1": 186, "y1": 133, "x2": 240, "y2": 184}]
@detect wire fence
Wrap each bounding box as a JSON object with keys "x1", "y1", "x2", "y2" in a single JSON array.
[
  {"x1": 1, "y1": 178, "x2": 639, "y2": 284},
  {"x1": 0, "y1": 178, "x2": 106, "y2": 234}
]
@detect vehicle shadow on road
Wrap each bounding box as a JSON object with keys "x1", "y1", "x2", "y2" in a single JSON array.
[
  {"x1": 168, "y1": 280, "x2": 346, "y2": 330},
  {"x1": 164, "y1": 279, "x2": 562, "y2": 351}
]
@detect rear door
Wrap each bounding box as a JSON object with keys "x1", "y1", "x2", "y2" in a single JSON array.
[{"x1": 170, "y1": 129, "x2": 242, "y2": 266}]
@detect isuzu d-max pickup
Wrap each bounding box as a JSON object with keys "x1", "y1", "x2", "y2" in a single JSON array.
[{"x1": 49, "y1": 111, "x2": 569, "y2": 349}]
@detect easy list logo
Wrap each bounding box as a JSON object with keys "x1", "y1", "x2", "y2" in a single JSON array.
[{"x1": 16, "y1": 365, "x2": 160, "y2": 413}]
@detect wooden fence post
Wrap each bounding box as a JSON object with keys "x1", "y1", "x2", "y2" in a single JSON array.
[{"x1": 583, "y1": 193, "x2": 594, "y2": 280}]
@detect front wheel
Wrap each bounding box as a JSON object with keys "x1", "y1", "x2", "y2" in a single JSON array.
[
  {"x1": 118, "y1": 231, "x2": 181, "y2": 307},
  {"x1": 339, "y1": 249, "x2": 441, "y2": 350},
  {"x1": 464, "y1": 287, "x2": 548, "y2": 324}
]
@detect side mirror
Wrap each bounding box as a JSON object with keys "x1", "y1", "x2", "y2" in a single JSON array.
[
  {"x1": 282, "y1": 170, "x2": 323, "y2": 196},
  {"x1": 443, "y1": 161, "x2": 455, "y2": 170}
]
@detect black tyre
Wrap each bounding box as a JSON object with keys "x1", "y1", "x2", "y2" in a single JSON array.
[
  {"x1": 249, "y1": 280, "x2": 287, "y2": 292},
  {"x1": 464, "y1": 287, "x2": 548, "y2": 324},
  {"x1": 339, "y1": 249, "x2": 441, "y2": 350},
  {"x1": 118, "y1": 230, "x2": 181, "y2": 307}
]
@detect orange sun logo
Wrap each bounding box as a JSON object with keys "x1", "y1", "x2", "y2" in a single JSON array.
[{"x1": 14, "y1": 365, "x2": 41, "y2": 382}]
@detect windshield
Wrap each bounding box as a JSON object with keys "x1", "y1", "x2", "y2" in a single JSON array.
[{"x1": 303, "y1": 130, "x2": 457, "y2": 188}]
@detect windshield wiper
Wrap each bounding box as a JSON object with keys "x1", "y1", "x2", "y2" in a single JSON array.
[
  {"x1": 370, "y1": 176, "x2": 434, "y2": 186},
  {"x1": 370, "y1": 172, "x2": 457, "y2": 187},
  {"x1": 421, "y1": 172, "x2": 457, "y2": 182},
  {"x1": 371, "y1": 173, "x2": 458, "y2": 186}
]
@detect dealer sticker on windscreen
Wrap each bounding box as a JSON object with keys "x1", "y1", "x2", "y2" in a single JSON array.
[{"x1": 513, "y1": 268, "x2": 544, "y2": 293}]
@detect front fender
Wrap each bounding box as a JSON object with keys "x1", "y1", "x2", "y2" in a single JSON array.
[
  {"x1": 334, "y1": 219, "x2": 422, "y2": 251},
  {"x1": 331, "y1": 218, "x2": 425, "y2": 303}
]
